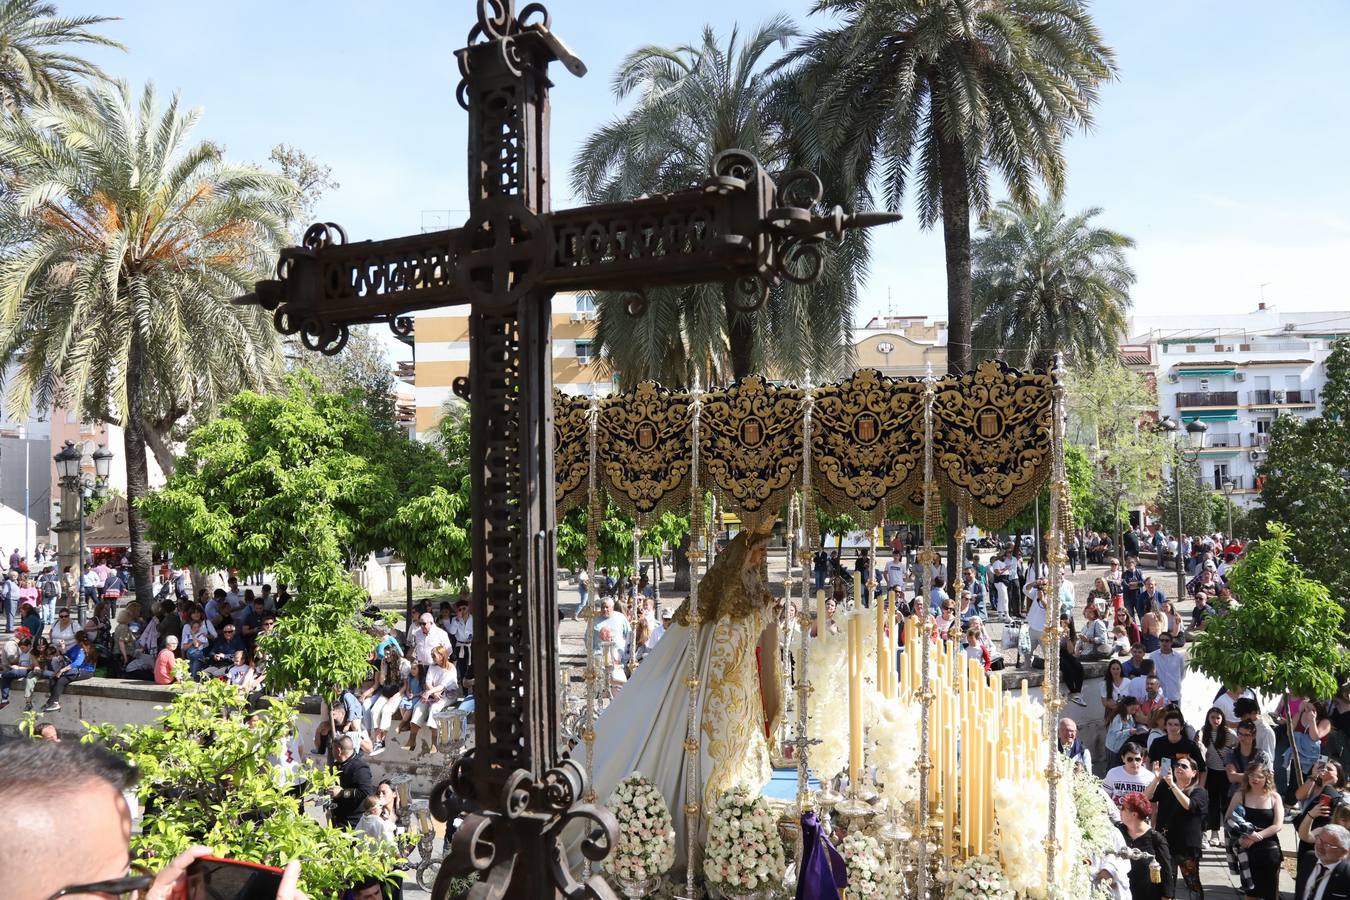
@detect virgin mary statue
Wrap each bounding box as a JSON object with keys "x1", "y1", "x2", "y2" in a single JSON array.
[{"x1": 578, "y1": 522, "x2": 783, "y2": 869}]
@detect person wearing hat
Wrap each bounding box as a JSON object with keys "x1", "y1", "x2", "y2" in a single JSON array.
[{"x1": 649, "y1": 607, "x2": 674, "y2": 649}]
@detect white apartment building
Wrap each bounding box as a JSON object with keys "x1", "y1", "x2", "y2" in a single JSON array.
[{"x1": 1131, "y1": 305, "x2": 1350, "y2": 507}]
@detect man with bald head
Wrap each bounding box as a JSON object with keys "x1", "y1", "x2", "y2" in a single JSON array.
[{"x1": 0, "y1": 740, "x2": 306, "y2": 900}]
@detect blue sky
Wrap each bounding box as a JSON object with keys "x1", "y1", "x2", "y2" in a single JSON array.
[{"x1": 64, "y1": 0, "x2": 1350, "y2": 357}]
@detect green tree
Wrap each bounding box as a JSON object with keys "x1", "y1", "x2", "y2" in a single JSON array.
[
  {"x1": 572, "y1": 17, "x2": 866, "y2": 385},
  {"x1": 0, "y1": 0, "x2": 121, "y2": 116},
  {"x1": 84, "y1": 679, "x2": 397, "y2": 897},
  {"x1": 1187, "y1": 524, "x2": 1346, "y2": 698},
  {"x1": 140, "y1": 375, "x2": 467, "y2": 692},
  {"x1": 1068, "y1": 360, "x2": 1168, "y2": 541},
  {"x1": 268, "y1": 141, "x2": 339, "y2": 234},
  {"x1": 777, "y1": 0, "x2": 1116, "y2": 381},
  {"x1": 1254, "y1": 337, "x2": 1350, "y2": 602},
  {"x1": 0, "y1": 82, "x2": 296, "y2": 606},
  {"x1": 778, "y1": 0, "x2": 1115, "y2": 581},
  {"x1": 972, "y1": 199, "x2": 1135, "y2": 370},
  {"x1": 1154, "y1": 455, "x2": 1213, "y2": 539}
]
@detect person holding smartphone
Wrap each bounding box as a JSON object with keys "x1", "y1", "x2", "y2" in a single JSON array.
[{"x1": 1, "y1": 740, "x2": 306, "y2": 900}]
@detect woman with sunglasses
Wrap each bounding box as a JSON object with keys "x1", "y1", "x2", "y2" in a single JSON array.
[
  {"x1": 1145, "y1": 755, "x2": 1209, "y2": 895},
  {"x1": 1223, "y1": 762, "x2": 1283, "y2": 899}
]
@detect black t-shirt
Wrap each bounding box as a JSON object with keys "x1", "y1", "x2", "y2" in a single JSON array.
[
  {"x1": 1148, "y1": 736, "x2": 1205, "y2": 769},
  {"x1": 1153, "y1": 784, "x2": 1209, "y2": 855}
]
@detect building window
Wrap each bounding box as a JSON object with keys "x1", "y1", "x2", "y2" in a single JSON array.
[{"x1": 576, "y1": 340, "x2": 593, "y2": 365}]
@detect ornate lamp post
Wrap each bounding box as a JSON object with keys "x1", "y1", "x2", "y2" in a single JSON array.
[
  {"x1": 53, "y1": 441, "x2": 113, "y2": 624},
  {"x1": 1157, "y1": 417, "x2": 1207, "y2": 600},
  {"x1": 1221, "y1": 478, "x2": 1236, "y2": 540}
]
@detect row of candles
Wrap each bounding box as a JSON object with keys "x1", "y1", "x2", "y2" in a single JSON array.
[{"x1": 823, "y1": 575, "x2": 1048, "y2": 861}]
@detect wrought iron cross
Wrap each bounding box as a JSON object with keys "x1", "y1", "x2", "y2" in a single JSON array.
[{"x1": 236, "y1": 2, "x2": 898, "y2": 897}]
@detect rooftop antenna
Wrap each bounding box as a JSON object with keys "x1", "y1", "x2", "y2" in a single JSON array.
[{"x1": 1259, "y1": 282, "x2": 1271, "y2": 304}]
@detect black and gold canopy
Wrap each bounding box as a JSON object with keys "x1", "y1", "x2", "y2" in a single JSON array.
[{"x1": 552, "y1": 360, "x2": 1057, "y2": 529}]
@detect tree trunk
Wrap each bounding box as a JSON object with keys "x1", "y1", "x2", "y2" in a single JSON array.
[
  {"x1": 673, "y1": 532, "x2": 691, "y2": 592},
  {"x1": 725, "y1": 284, "x2": 755, "y2": 382},
  {"x1": 937, "y1": 131, "x2": 973, "y2": 586},
  {"x1": 124, "y1": 337, "x2": 156, "y2": 607},
  {"x1": 144, "y1": 424, "x2": 178, "y2": 478}
]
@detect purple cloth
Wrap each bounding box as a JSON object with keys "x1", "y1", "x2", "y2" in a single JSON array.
[{"x1": 795, "y1": 811, "x2": 846, "y2": 900}]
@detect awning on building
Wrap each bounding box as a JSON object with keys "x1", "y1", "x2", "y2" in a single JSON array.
[
  {"x1": 1171, "y1": 368, "x2": 1237, "y2": 377},
  {"x1": 1181, "y1": 412, "x2": 1239, "y2": 422}
]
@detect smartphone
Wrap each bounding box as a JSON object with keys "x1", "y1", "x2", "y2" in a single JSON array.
[
  {"x1": 1160, "y1": 758, "x2": 1172, "y2": 777},
  {"x1": 186, "y1": 856, "x2": 284, "y2": 900}
]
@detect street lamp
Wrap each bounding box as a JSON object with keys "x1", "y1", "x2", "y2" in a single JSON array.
[
  {"x1": 1222, "y1": 478, "x2": 1236, "y2": 541},
  {"x1": 1158, "y1": 416, "x2": 1207, "y2": 600},
  {"x1": 53, "y1": 440, "x2": 111, "y2": 624}
]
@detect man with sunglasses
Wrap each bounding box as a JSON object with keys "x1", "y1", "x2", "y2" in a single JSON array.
[
  {"x1": 1102, "y1": 741, "x2": 1156, "y2": 807},
  {"x1": 2, "y1": 740, "x2": 306, "y2": 900}
]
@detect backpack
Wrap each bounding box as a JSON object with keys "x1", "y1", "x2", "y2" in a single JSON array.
[{"x1": 41, "y1": 577, "x2": 58, "y2": 600}]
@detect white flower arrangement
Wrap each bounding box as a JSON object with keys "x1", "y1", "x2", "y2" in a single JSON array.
[
  {"x1": 604, "y1": 772, "x2": 676, "y2": 886},
  {"x1": 703, "y1": 784, "x2": 786, "y2": 895},
  {"x1": 806, "y1": 624, "x2": 849, "y2": 781},
  {"x1": 871, "y1": 695, "x2": 921, "y2": 806},
  {"x1": 946, "y1": 854, "x2": 1015, "y2": 900},
  {"x1": 1070, "y1": 768, "x2": 1116, "y2": 859},
  {"x1": 838, "y1": 832, "x2": 889, "y2": 898}
]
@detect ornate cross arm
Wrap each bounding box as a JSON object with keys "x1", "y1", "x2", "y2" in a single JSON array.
[{"x1": 233, "y1": 151, "x2": 900, "y2": 352}]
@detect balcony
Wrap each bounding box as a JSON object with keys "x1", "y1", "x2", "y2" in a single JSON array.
[
  {"x1": 1175, "y1": 391, "x2": 1238, "y2": 408},
  {"x1": 1195, "y1": 474, "x2": 1247, "y2": 491},
  {"x1": 1249, "y1": 433, "x2": 1271, "y2": 448},
  {"x1": 1249, "y1": 389, "x2": 1315, "y2": 405}
]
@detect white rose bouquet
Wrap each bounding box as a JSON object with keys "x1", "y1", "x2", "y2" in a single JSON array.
[
  {"x1": 838, "y1": 832, "x2": 889, "y2": 898},
  {"x1": 703, "y1": 784, "x2": 786, "y2": 896},
  {"x1": 946, "y1": 855, "x2": 1015, "y2": 900},
  {"x1": 604, "y1": 772, "x2": 676, "y2": 886}
]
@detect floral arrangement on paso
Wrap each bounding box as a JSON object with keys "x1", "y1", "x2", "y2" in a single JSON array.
[
  {"x1": 805, "y1": 623, "x2": 849, "y2": 781},
  {"x1": 603, "y1": 772, "x2": 676, "y2": 887},
  {"x1": 703, "y1": 784, "x2": 786, "y2": 896},
  {"x1": 1070, "y1": 768, "x2": 1117, "y2": 859},
  {"x1": 945, "y1": 855, "x2": 1016, "y2": 900},
  {"x1": 838, "y1": 832, "x2": 891, "y2": 898},
  {"x1": 993, "y1": 769, "x2": 1088, "y2": 899}
]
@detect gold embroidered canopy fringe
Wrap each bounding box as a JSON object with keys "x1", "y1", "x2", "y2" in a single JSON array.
[{"x1": 552, "y1": 359, "x2": 1056, "y2": 529}]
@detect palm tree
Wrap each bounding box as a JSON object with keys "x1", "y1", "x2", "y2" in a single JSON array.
[
  {"x1": 572, "y1": 16, "x2": 866, "y2": 387},
  {"x1": 777, "y1": 0, "x2": 1117, "y2": 378},
  {"x1": 0, "y1": 0, "x2": 121, "y2": 115},
  {"x1": 972, "y1": 199, "x2": 1134, "y2": 370},
  {"x1": 778, "y1": 0, "x2": 1116, "y2": 580},
  {"x1": 0, "y1": 82, "x2": 297, "y2": 604}
]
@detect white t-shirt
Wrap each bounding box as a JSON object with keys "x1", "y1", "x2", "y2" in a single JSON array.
[
  {"x1": 1026, "y1": 591, "x2": 1047, "y2": 631},
  {"x1": 1101, "y1": 764, "x2": 1156, "y2": 806},
  {"x1": 1214, "y1": 689, "x2": 1255, "y2": 725},
  {"x1": 411, "y1": 624, "x2": 453, "y2": 666},
  {"x1": 1149, "y1": 648, "x2": 1187, "y2": 703},
  {"x1": 884, "y1": 559, "x2": 908, "y2": 588}
]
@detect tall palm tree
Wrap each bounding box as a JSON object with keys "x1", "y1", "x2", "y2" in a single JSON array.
[
  {"x1": 778, "y1": 0, "x2": 1115, "y2": 580},
  {"x1": 0, "y1": 82, "x2": 297, "y2": 604},
  {"x1": 572, "y1": 16, "x2": 866, "y2": 387},
  {"x1": 777, "y1": 0, "x2": 1117, "y2": 378},
  {"x1": 0, "y1": 0, "x2": 121, "y2": 115},
  {"x1": 972, "y1": 199, "x2": 1134, "y2": 370}
]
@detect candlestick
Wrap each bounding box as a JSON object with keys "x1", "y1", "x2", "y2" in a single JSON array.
[
  {"x1": 815, "y1": 588, "x2": 826, "y2": 638},
  {"x1": 853, "y1": 569, "x2": 861, "y2": 607},
  {"x1": 847, "y1": 612, "x2": 863, "y2": 789},
  {"x1": 875, "y1": 588, "x2": 886, "y2": 692}
]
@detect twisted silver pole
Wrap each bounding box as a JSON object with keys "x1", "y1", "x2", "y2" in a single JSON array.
[
  {"x1": 681, "y1": 378, "x2": 705, "y2": 898},
  {"x1": 580, "y1": 394, "x2": 601, "y2": 879},
  {"x1": 1044, "y1": 354, "x2": 1069, "y2": 884},
  {"x1": 794, "y1": 380, "x2": 818, "y2": 812},
  {"x1": 916, "y1": 365, "x2": 937, "y2": 897}
]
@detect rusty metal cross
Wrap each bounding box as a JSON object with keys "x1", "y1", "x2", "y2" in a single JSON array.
[{"x1": 236, "y1": 3, "x2": 897, "y2": 897}]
